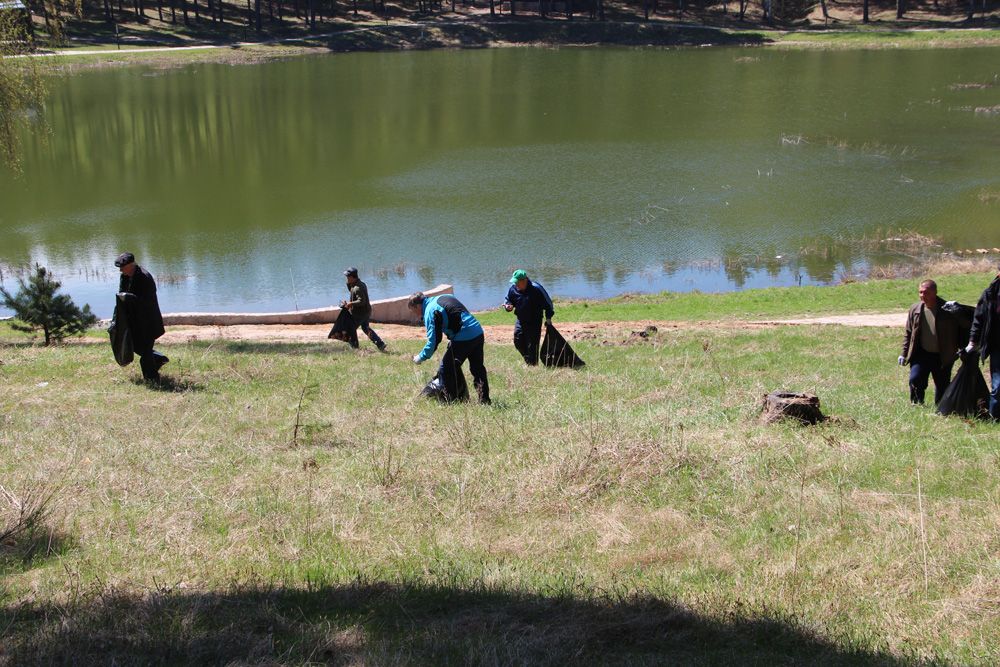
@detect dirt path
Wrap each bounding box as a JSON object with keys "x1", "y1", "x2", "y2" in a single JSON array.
[{"x1": 159, "y1": 313, "x2": 904, "y2": 345}]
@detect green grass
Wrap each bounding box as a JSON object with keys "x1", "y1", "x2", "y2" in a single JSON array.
[
  {"x1": 770, "y1": 28, "x2": 1000, "y2": 49},
  {"x1": 477, "y1": 273, "x2": 991, "y2": 325},
  {"x1": 2, "y1": 302, "x2": 998, "y2": 663}
]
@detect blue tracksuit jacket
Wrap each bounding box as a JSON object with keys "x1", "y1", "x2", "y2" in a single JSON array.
[
  {"x1": 504, "y1": 281, "x2": 554, "y2": 324},
  {"x1": 417, "y1": 295, "x2": 484, "y2": 362}
]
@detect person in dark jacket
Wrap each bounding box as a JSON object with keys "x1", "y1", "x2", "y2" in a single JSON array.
[
  {"x1": 115, "y1": 252, "x2": 167, "y2": 382},
  {"x1": 899, "y1": 279, "x2": 959, "y2": 405},
  {"x1": 409, "y1": 291, "x2": 490, "y2": 404},
  {"x1": 503, "y1": 269, "x2": 554, "y2": 366},
  {"x1": 340, "y1": 267, "x2": 386, "y2": 352},
  {"x1": 965, "y1": 267, "x2": 1000, "y2": 419}
]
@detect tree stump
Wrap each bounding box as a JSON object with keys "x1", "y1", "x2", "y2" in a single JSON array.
[{"x1": 761, "y1": 391, "x2": 825, "y2": 425}]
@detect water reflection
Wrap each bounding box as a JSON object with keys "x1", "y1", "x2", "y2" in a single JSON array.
[{"x1": 1, "y1": 46, "x2": 999, "y2": 317}]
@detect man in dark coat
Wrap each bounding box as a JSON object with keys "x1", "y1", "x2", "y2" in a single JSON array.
[
  {"x1": 503, "y1": 269, "x2": 554, "y2": 366},
  {"x1": 115, "y1": 252, "x2": 167, "y2": 382},
  {"x1": 899, "y1": 279, "x2": 959, "y2": 405},
  {"x1": 966, "y1": 266, "x2": 1000, "y2": 419},
  {"x1": 340, "y1": 267, "x2": 386, "y2": 352}
]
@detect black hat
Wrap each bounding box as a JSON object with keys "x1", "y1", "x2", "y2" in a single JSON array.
[
  {"x1": 343, "y1": 267, "x2": 359, "y2": 278},
  {"x1": 114, "y1": 252, "x2": 135, "y2": 268}
]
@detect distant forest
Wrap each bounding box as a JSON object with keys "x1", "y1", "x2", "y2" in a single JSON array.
[{"x1": 3, "y1": 0, "x2": 997, "y2": 47}]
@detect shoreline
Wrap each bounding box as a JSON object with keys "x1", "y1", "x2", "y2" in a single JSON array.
[{"x1": 16, "y1": 20, "x2": 1000, "y2": 71}]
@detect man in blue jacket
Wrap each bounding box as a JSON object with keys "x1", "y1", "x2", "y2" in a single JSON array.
[
  {"x1": 409, "y1": 292, "x2": 491, "y2": 404},
  {"x1": 503, "y1": 269, "x2": 554, "y2": 366}
]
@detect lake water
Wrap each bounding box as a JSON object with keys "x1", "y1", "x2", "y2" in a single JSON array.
[{"x1": 2, "y1": 46, "x2": 999, "y2": 317}]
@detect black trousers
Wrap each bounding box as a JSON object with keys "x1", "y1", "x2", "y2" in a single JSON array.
[
  {"x1": 438, "y1": 334, "x2": 490, "y2": 404},
  {"x1": 513, "y1": 319, "x2": 543, "y2": 366},
  {"x1": 909, "y1": 348, "x2": 953, "y2": 405},
  {"x1": 135, "y1": 342, "x2": 158, "y2": 381}
]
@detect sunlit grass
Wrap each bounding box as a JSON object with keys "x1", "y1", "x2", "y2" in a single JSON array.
[{"x1": 2, "y1": 317, "x2": 998, "y2": 663}]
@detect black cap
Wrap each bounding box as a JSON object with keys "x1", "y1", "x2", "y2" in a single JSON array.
[
  {"x1": 114, "y1": 252, "x2": 135, "y2": 268},
  {"x1": 343, "y1": 267, "x2": 359, "y2": 278}
]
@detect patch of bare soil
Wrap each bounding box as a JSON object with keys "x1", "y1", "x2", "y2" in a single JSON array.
[{"x1": 158, "y1": 316, "x2": 896, "y2": 347}]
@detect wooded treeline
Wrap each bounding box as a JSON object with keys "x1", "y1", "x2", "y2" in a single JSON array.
[{"x1": 6, "y1": 0, "x2": 998, "y2": 44}]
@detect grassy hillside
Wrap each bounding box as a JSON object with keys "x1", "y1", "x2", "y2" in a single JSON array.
[
  {"x1": 2, "y1": 294, "x2": 998, "y2": 663},
  {"x1": 476, "y1": 272, "x2": 991, "y2": 325}
]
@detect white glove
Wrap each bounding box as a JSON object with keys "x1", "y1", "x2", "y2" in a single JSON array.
[
  {"x1": 965, "y1": 342, "x2": 977, "y2": 355},
  {"x1": 898, "y1": 355, "x2": 906, "y2": 366},
  {"x1": 412, "y1": 355, "x2": 423, "y2": 364}
]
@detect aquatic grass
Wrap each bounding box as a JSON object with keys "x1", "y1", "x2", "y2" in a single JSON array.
[{"x1": 2, "y1": 319, "x2": 999, "y2": 663}]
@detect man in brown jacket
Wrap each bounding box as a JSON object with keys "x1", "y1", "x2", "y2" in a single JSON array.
[{"x1": 899, "y1": 279, "x2": 960, "y2": 405}]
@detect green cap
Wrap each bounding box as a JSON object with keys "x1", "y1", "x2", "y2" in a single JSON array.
[{"x1": 510, "y1": 269, "x2": 528, "y2": 285}]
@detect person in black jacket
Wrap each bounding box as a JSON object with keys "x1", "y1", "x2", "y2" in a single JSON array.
[
  {"x1": 115, "y1": 252, "x2": 167, "y2": 382},
  {"x1": 503, "y1": 269, "x2": 554, "y2": 366},
  {"x1": 966, "y1": 267, "x2": 1000, "y2": 419}
]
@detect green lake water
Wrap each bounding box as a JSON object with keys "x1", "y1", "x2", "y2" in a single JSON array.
[{"x1": 1, "y1": 46, "x2": 998, "y2": 317}]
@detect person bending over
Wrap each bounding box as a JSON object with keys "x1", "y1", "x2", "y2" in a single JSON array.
[{"x1": 409, "y1": 291, "x2": 490, "y2": 405}]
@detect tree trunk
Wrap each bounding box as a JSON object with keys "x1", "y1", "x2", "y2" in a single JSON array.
[
  {"x1": 819, "y1": 0, "x2": 828, "y2": 20},
  {"x1": 566, "y1": 0, "x2": 571, "y2": 18},
  {"x1": 254, "y1": 0, "x2": 261, "y2": 29},
  {"x1": 180, "y1": 0, "x2": 189, "y2": 24},
  {"x1": 193, "y1": 0, "x2": 199, "y2": 20},
  {"x1": 896, "y1": 0, "x2": 904, "y2": 18},
  {"x1": 643, "y1": 0, "x2": 649, "y2": 19},
  {"x1": 489, "y1": 0, "x2": 494, "y2": 14},
  {"x1": 761, "y1": 391, "x2": 826, "y2": 425},
  {"x1": 157, "y1": 0, "x2": 163, "y2": 21},
  {"x1": 862, "y1": 0, "x2": 868, "y2": 22}
]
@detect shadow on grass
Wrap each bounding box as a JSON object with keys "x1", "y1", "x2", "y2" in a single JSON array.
[
  {"x1": 1, "y1": 580, "x2": 918, "y2": 665},
  {"x1": 0, "y1": 531, "x2": 77, "y2": 579},
  {"x1": 302, "y1": 20, "x2": 768, "y2": 53},
  {"x1": 129, "y1": 375, "x2": 206, "y2": 392}
]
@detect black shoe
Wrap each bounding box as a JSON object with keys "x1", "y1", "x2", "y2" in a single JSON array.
[{"x1": 153, "y1": 351, "x2": 169, "y2": 370}]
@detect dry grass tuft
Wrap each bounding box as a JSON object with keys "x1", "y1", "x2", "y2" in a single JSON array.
[{"x1": 0, "y1": 483, "x2": 58, "y2": 562}]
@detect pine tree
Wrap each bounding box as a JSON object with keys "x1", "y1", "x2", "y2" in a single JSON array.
[{"x1": 1, "y1": 265, "x2": 98, "y2": 345}]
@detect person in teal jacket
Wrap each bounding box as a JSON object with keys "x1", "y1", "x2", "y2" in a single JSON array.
[{"x1": 408, "y1": 292, "x2": 490, "y2": 404}]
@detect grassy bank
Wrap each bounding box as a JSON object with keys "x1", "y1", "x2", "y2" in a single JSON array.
[
  {"x1": 477, "y1": 272, "x2": 991, "y2": 325},
  {"x1": 2, "y1": 279, "x2": 998, "y2": 663}
]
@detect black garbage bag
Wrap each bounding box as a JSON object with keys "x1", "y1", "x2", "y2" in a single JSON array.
[
  {"x1": 327, "y1": 308, "x2": 359, "y2": 348},
  {"x1": 941, "y1": 301, "x2": 976, "y2": 344},
  {"x1": 108, "y1": 295, "x2": 134, "y2": 367},
  {"x1": 541, "y1": 323, "x2": 585, "y2": 369},
  {"x1": 420, "y1": 367, "x2": 470, "y2": 403},
  {"x1": 937, "y1": 353, "x2": 990, "y2": 418}
]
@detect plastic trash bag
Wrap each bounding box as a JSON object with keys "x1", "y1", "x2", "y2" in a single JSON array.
[
  {"x1": 420, "y1": 367, "x2": 470, "y2": 403},
  {"x1": 327, "y1": 308, "x2": 359, "y2": 348},
  {"x1": 108, "y1": 295, "x2": 134, "y2": 367},
  {"x1": 941, "y1": 301, "x2": 975, "y2": 344},
  {"x1": 937, "y1": 352, "x2": 990, "y2": 418},
  {"x1": 541, "y1": 323, "x2": 585, "y2": 369}
]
